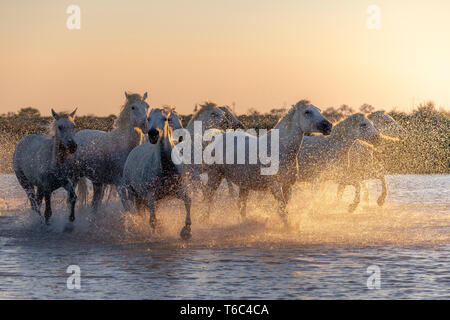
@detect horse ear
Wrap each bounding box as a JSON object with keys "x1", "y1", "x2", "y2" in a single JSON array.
[
  {"x1": 69, "y1": 108, "x2": 77, "y2": 119},
  {"x1": 125, "y1": 91, "x2": 129, "y2": 100},
  {"x1": 143, "y1": 92, "x2": 148, "y2": 101},
  {"x1": 194, "y1": 104, "x2": 198, "y2": 112},
  {"x1": 51, "y1": 109, "x2": 59, "y2": 120}
]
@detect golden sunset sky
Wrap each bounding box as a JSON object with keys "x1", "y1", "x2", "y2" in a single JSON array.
[{"x1": 0, "y1": 0, "x2": 449, "y2": 116}]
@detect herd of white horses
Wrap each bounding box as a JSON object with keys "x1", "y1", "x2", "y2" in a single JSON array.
[{"x1": 12, "y1": 92, "x2": 404, "y2": 239}]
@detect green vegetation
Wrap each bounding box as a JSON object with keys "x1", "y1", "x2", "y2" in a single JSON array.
[{"x1": 0, "y1": 103, "x2": 448, "y2": 174}]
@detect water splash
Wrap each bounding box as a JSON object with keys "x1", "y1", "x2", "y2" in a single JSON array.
[{"x1": 3, "y1": 175, "x2": 449, "y2": 249}]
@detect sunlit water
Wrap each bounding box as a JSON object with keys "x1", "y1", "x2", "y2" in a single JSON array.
[{"x1": 0, "y1": 174, "x2": 449, "y2": 299}]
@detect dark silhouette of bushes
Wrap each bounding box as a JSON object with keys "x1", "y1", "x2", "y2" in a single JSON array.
[{"x1": 0, "y1": 103, "x2": 448, "y2": 174}]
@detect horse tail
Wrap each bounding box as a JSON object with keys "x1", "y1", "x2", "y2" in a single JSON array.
[{"x1": 77, "y1": 177, "x2": 89, "y2": 206}]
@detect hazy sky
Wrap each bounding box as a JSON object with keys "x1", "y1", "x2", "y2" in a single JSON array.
[{"x1": 1, "y1": 0, "x2": 449, "y2": 116}]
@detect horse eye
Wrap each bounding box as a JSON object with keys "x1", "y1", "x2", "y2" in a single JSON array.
[
  {"x1": 361, "y1": 123, "x2": 367, "y2": 127},
  {"x1": 58, "y1": 125, "x2": 63, "y2": 130},
  {"x1": 131, "y1": 106, "x2": 135, "y2": 110},
  {"x1": 305, "y1": 110, "x2": 311, "y2": 115}
]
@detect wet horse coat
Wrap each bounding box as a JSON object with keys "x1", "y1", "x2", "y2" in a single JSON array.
[{"x1": 13, "y1": 109, "x2": 78, "y2": 224}]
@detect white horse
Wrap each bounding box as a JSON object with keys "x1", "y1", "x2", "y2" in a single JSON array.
[
  {"x1": 116, "y1": 106, "x2": 184, "y2": 206},
  {"x1": 368, "y1": 111, "x2": 405, "y2": 139},
  {"x1": 183, "y1": 102, "x2": 244, "y2": 191},
  {"x1": 13, "y1": 109, "x2": 78, "y2": 224},
  {"x1": 203, "y1": 100, "x2": 332, "y2": 220},
  {"x1": 336, "y1": 111, "x2": 404, "y2": 207},
  {"x1": 121, "y1": 108, "x2": 192, "y2": 240},
  {"x1": 297, "y1": 113, "x2": 383, "y2": 212},
  {"x1": 75, "y1": 92, "x2": 149, "y2": 211}
]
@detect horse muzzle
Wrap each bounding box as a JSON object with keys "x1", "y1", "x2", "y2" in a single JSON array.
[
  {"x1": 148, "y1": 128, "x2": 160, "y2": 144},
  {"x1": 317, "y1": 120, "x2": 332, "y2": 135}
]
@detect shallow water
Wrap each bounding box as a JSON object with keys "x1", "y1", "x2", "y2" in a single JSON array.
[{"x1": 0, "y1": 174, "x2": 449, "y2": 299}]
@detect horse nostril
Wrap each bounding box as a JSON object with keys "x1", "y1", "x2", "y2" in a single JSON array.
[
  {"x1": 319, "y1": 120, "x2": 332, "y2": 135},
  {"x1": 68, "y1": 142, "x2": 77, "y2": 153},
  {"x1": 148, "y1": 128, "x2": 159, "y2": 144},
  {"x1": 178, "y1": 136, "x2": 183, "y2": 143}
]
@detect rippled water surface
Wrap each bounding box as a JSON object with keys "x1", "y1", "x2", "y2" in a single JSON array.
[{"x1": 0, "y1": 174, "x2": 449, "y2": 299}]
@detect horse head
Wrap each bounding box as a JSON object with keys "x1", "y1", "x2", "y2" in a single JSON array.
[
  {"x1": 119, "y1": 91, "x2": 150, "y2": 134},
  {"x1": 51, "y1": 108, "x2": 78, "y2": 154},
  {"x1": 189, "y1": 101, "x2": 241, "y2": 132},
  {"x1": 148, "y1": 108, "x2": 170, "y2": 144},
  {"x1": 368, "y1": 111, "x2": 405, "y2": 139},
  {"x1": 334, "y1": 113, "x2": 382, "y2": 146},
  {"x1": 219, "y1": 105, "x2": 245, "y2": 130},
  {"x1": 291, "y1": 100, "x2": 332, "y2": 135}
]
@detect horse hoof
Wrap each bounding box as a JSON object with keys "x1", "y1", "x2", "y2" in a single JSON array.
[
  {"x1": 377, "y1": 197, "x2": 385, "y2": 207},
  {"x1": 180, "y1": 226, "x2": 192, "y2": 240}
]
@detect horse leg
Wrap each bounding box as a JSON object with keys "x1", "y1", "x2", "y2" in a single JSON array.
[
  {"x1": 117, "y1": 184, "x2": 130, "y2": 211},
  {"x1": 91, "y1": 182, "x2": 104, "y2": 212},
  {"x1": 16, "y1": 172, "x2": 39, "y2": 214},
  {"x1": 237, "y1": 187, "x2": 249, "y2": 219},
  {"x1": 282, "y1": 183, "x2": 293, "y2": 204},
  {"x1": 44, "y1": 193, "x2": 52, "y2": 225},
  {"x1": 144, "y1": 194, "x2": 157, "y2": 232},
  {"x1": 269, "y1": 182, "x2": 288, "y2": 222},
  {"x1": 177, "y1": 186, "x2": 192, "y2": 240},
  {"x1": 348, "y1": 181, "x2": 361, "y2": 213},
  {"x1": 135, "y1": 198, "x2": 145, "y2": 217},
  {"x1": 64, "y1": 180, "x2": 77, "y2": 222},
  {"x1": 337, "y1": 183, "x2": 345, "y2": 201},
  {"x1": 377, "y1": 175, "x2": 387, "y2": 206},
  {"x1": 361, "y1": 181, "x2": 370, "y2": 202},
  {"x1": 35, "y1": 187, "x2": 44, "y2": 214},
  {"x1": 203, "y1": 170, "x2": 224, "y2": 219}
]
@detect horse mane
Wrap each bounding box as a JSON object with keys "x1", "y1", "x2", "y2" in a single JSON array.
[
  {"x1": 191, "y1": 101, "x2": 218, "y2": 121},
  {"x1": 331, "y1": 113, "x2": 366, "y2": 138},
  {"x1": 46, "y1": 111, "x2": 74, "y2": 136},
  {"x1": 115, "y1": 92, "x2": 144, "y2": 129},
  {"x1": 161, "y1": 105, "x2": 178, "y2": 115}
]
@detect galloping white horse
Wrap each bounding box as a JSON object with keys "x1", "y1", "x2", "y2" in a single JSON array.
[
  {"x1": 336, "y1": 111, "x2": 404, "y2": 208},
  {"x1": 75, "y1": 92, "x2": 149, "y2": 211},
  {"x1": 121, "y1": 108, "x2": 192, "y2": 240},
  {"x1": 13, "y1": 109, "x2": 78, "y2": 224},
  {"x1": 183, "y1": 102, "x2": 244, "y2": 191},
  {"x1": 203, "y1": 100, "x2": 332, "y2": 220},
  {"x1": 297, "y1": 113, "x2": 383, "y2": 212}
]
